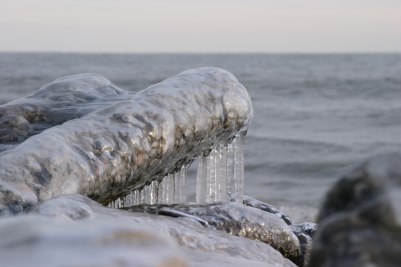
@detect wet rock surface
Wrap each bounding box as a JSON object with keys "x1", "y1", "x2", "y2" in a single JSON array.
[
  {"x1": 310, "y1": 152, "x2": 401, "y2": 267},
  {"x1": 0, "y1": 68, "x2": 253, "y2": 214}
]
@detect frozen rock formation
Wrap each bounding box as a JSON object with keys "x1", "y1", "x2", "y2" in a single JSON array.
[
  {"x1": 127, "y1": 201, "x2": 302, "y2": 263},
  {"x1": 309, "y1": 152, "x2": 401, "y2": 267},
  {"x1": 2, "y1": 194, "x2": 298, "y2": 267},
  {"x1": 0, "y1": 68, "x2": 306, "y2": 266},
  {"x1": 0, "y1": 74, "x2": 127, "y2": 148},
  {"x1": 0, "y1": 68, "x2": 253, "y2": 214}
]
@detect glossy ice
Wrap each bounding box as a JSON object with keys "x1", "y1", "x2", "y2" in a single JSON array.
[
  {"x1": 110, "y1": 131, "x2": 246, "y2": 207},
  {"x1": 6, "y1": 194, "x2": 297, "y2": 267},
  {"x1": 0, "y1": 67, "x2": 253, "y2": 214},
  {"x1": 196, "y1": 133, "x2": 245, "y2": 204}
]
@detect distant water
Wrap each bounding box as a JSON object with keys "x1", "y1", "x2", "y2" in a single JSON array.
[{"x1": 1, "y1": 53, "x2": 400, "y2": 221}]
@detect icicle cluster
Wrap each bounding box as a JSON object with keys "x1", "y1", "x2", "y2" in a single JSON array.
[
  {"x1": 196, "y1": 132, "x2": 245, "y2": 204},
  {"x1": 109, "y1": 165, "x2": 187, "y2": 208},
  {"x1": 109, "y1": 132, "x2": 245, "y2": 208}
]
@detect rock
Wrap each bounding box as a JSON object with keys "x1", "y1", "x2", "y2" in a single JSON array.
[
  {"x1": 309, "y1": 152, "x2": 401, "y2": 267},
  {"x1": 294, "y1": 233, "x2": 312, "y2": 267},
  {"x1": 0, "y1": 74, "x2": 127, "y2": 147},
  {"x1": 20, "y1": 194, "x2": 297, "y2": 267},
  {"x1": 291, "y1": 223, "x2": 317, "y2": 267},
  {"x1": 0, "y1": 215, "x2": 188, "y2": 267},
  {"x1": 0, "y1": 68, "x2": 253, "y2": 214},
  {"x1": 291, "y1": 222, "x2": 317, "y2": 238},
  {"x1": 127, "y1": 201, "x2": 302, "y2": 264},
  {"x1": 243, "y1": 195, "x2": 292, "y2": 225}
]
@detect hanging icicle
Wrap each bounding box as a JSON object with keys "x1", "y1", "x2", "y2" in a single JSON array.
[
  {"x1": 195, "y1": 132, "x2": 245, "y2": 204},
  {"x1": 108, "y1": 131, "x2": 245, "y2": 208}
]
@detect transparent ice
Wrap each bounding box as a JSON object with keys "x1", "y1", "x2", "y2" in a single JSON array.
[
  {"x1": 196, "y1": 132, "x2": 245, "y2": 204},
  {"x1": 110, "y1": 131, "x2": 246, "y2": 207}
]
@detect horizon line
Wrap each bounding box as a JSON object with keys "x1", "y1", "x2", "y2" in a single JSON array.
[{"x1": 0, "y1": 50, "x2": 400, "y2": 55}]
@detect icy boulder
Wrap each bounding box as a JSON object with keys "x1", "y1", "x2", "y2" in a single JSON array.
[
  {"x1": 0, "y1": 194, "x2": 298, "y2": 267},
  {"x1": 0, "y1": 68, "x2": 253, "y2": 214},
  {"x1": 128, "y1": 201, "x2": 302, "y2": 263},
  {"x1": 309, "y1": 152, "x2": 401, "y2": 267}
]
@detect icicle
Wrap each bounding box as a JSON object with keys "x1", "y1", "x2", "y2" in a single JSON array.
[
  {"x1": 123, "y1": 193, "x2": 129, "y2": 207},
  {"x1": 217, "y1": 143, "x2": 228, "y2": 202},
  {"x1": 139, "y1": 188, "x2": 144, "y2": 204},
  {"x1": 195, "y1": 132, "x2": 246, "y2": 204},
  {"x1": 144, "y1": 184, "x2": 150, "y2": 204},
  {"x1": 134, "y1": 189, "x2": 139, "y2": 204},
  {"x1": 149, "y1": 181, "x2": 157, "y2": 204},
  {"x1": 173, "y1": 172, "x2": 180, "y2": 203},
  {"x1": 167, "y1": 173, "x2": 175, "y2": 204},
  {"x1": 158, "y1": 176, "x2": 167, "y2": 204},
  {"x1": 226, "y1": 139, "x2": 235, "y2": 201},
  {"x1": 179, "y1": 165, "x2": 187, "y2": 203},
  {"x1": 109, "y1": 131, "x2": 246, "y2": 208},
  {"x1": 233, "y1": 133, "x2": 245, "y2": 202},
  {"x1": 196, "y1": 156, "x2": 207, "y2": 204},
  {"x1": 205, "y1": 149, "x2": 217, "y2": 203}
]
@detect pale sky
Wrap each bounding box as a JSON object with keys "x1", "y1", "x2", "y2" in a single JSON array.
[{"x1": 0, "y1": 0, "x2": 400, "y2": 53}]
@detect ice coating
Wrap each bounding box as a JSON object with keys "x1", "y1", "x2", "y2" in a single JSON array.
[
  {"x1": 243, "y1": 195, "x2": 293, "y2": 225},
  {"x1": 0, "y1": 67, "x2": 253, "y2": 213},
  {"x1": 21, "y1": 194, "x2": 298, "y2": 267},
  {"x1": 0, "y1": 74, "x2": 127, "y2": 150},
  {"x1": 127, "y1": 201, "x2": 302, "y2": 263}
]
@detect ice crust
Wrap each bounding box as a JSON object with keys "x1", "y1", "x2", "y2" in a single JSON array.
[
  {"x1": 0, "y1": 67, "x2": 253, "y2": 213},
  {"x1": 5, "y1": 194, "x2": 296, "y2": 267}
]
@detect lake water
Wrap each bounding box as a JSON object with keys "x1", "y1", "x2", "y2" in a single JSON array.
[{"x1": 1, "y1": 53, "x2": 400, "y2": 221}]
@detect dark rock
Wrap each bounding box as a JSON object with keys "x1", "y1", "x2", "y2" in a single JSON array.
[
  {"x1": 291, "y1": 223, "x2": 317, "y2": 267},
  {"x1": 291, "y1": 222, "x2": 317, "y2": 238},
  {"x1": 295, "y1": 233, "x2": 313, "y2": 267},
  {"x1": 309, "y1": 152, "x2": 401, "y2": 267}
]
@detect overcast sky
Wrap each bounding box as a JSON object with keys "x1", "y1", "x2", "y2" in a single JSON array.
[{"x1": 0, "y1": 0, "x2": 400, "y2": 53}]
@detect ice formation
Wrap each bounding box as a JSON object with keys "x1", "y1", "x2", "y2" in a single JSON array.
[
  {"x1": 110, "y1": 131, "x2": 246, "y2": 207},
  {"x1": 196, "y1": 132, "x2": 245, "y2": 204},
  {"x1": 110, "y1": 165, "x2": 188, "y2": 208},
  {"x1": 0, "y1": 67, "x2": 253, "y2": 213}
]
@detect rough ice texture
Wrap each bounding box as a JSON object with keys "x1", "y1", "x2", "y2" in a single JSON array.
[
  {"x1": 1, "y1": 194, "x2": 298, "y2": 267},
  {"x1": 127, "y1": 201, "x2": 302, "y2": 264},
  {"x1": 0, "y1": 68, "x2": 253, "y2": 214},
  {"x1": 0, "y1": 74, "x2": 127, "y2": 149},
  {"x1": 309, "y1": 152, "x2": 401, "y2": 267}
]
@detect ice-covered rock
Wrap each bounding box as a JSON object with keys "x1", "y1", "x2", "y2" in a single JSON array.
[
  {"x1": 0, "y1": 74, "x2": 127, "y2": 148},
  {"x1": 0, "y1": 68, "x2": 253, "y2": 214},
  {"x1": 309, "y1": 152, "x2": 401, "y2": 267},
  {"x1": 127, "y1": 201, "x2": 302, "y2": 263},
  {"x1": 12, "y1": 194, "x2": 297, "y2": 267},
  {"x1": 243, "y1": 195, "x2": 293, "y2": 225}
]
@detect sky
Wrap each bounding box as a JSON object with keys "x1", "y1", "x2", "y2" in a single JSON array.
[{"x1": 0, "y1": 0, "x2": 400, "y2": 53}]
